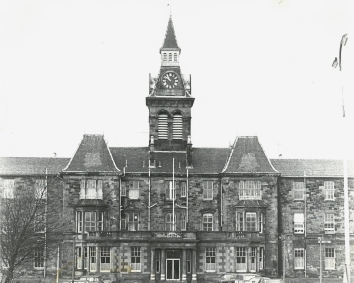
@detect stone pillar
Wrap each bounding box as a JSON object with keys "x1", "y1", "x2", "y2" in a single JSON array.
[
  {"x1": 182, "y1": 249, "x2": 187, "y2": 282},
  {"x1": 192, "y1": 249, "x2": 197, "y2": 282},
  {"x1": 161, "y1": 249, "x2": 166, "y2": 281},
  {"x1": 150, "y1": 249, "x2": 155, "y2": 281}
]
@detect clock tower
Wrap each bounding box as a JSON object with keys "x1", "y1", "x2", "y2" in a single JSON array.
[{"x1": 146, "y1": 16, "x2": 194, "y2": 155}]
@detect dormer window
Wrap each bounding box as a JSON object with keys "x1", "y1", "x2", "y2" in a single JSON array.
[{"x1": 80, "y1": 179, "x2": 103, "y2": 199}]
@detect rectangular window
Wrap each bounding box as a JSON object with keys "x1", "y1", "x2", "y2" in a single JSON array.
[
  {"x1": 259, "y1": 212, "x2": 264, "y2": 233},
  {"x1": 259, "y1": 247, "x2": 264, "y2": 270},
  {"x1": 121, "y1": 182, "x2": 127, "y2": 197},
  {"x1": 294, "y1": 248, "x2": 304, "y2": 269},
  {"x1": 325, "y1": 248, "x2": 335, "y2": 270},
  {"x1": 129, "y1": 181, "x2": 140, "y2": 199},
  {"x1": 250, "y1": 247, "x2": 257, "y2": 271},
  {"x1": 165, "y1": 213, "x2": 176, "y2": 231},
  {"x1": 324, "y1": 181, "x2": 335, "y2": 200},
  {"x1": 76, "y1": 247, "x2": 82, "y2": 269},
  {"x1": 203, "y1": 213, "x2": 213, "y2": 231},
  {"x1": 131, "y1": 247, "x2": 141, "y2": 272},
  {"x1": 34, "y1": 179, "x2": 46, "y2": 199},
  {"x1": 293, "y1": 181, "x2": 305, "y2": 200},
  {"x1": 34, "y1": 248, "x2": 44, "y2": 268},
  {"x1": 97, "y1": 180, "x2": 103, "y2": 199},
  {"x1": 294, "y1": 213, "x2": 304, "y2": 234},
  {"x1": 236, "y1": 247, "x2": 247, "y2": 272},
  {"x1": 90, "y1": 247, "x2": 97, "y2": 272},
  {"x1": 80, "y1": 179, "x2": 86, "y2": 199},
  {"x1": 324, "y1": 213, "x2": 335, "y2": 234},
  {"x1": 98, "y1": 211, "x2": 104, "y2": 231},
  {"x1": 174, "y1": 53, "x2": 177, "y2": 62},
  {"x1": 163, "y1": 53, "x2": 167, "y2": 62},
  {"x1": 85, "y1": 212, "x2": 97, "y2": 232},
  {"x1": 205, "y1": 247, "x2": 216, "y2": 272},
  {"x1": 239, "y1": 180, "x2": 261, "y2": 200},
  {"x1": 86, "y1": 180, "x2": 97, "y2": 199},
  {"x1": 166, "y1": 181, "x2": 176, "y2": 200},
  {"x1": 236, "y1": 211, "x2": 244, "y2": 232},
  {"x1": 3, "y1": 179, "x2": 15, "y2": 198},
  {"x1": 245, "y1": 212, "x2": 257, "y2": 231},
  {"x1": 203, "y1": 181, "x2": 213, "y2": 200},
  {"x1": 168, "y1": 53, "x2": 172, "y2": 62},
  {"x1": 84, "y1": 247, "x2": 88, "y2": 270},
  {"x1": 180, "y1": 181, "x2": 187, "y2": 198},
  {"x1": 77, "y1": 211, "x2": 83, "y2": 233},
  {"x1": 128, "y1": 213, "x2": 139, "y2": 231},
  {"x1": 187, "y1": 250, "x2": 191, "y2": 273},
  {"x1": 181, "y1": 213, "x2": 186, "y2": 231},
  {"x1": 100, "y1": 247, "x2": 110, "y2": 272}
]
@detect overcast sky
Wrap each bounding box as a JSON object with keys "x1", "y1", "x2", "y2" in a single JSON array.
[{"x1": 0, "y1": 0, "x2": 353, "y2": 159}]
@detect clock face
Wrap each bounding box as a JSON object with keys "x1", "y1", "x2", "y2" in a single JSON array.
[{"x1": 162, "y1": 72, "x2": 179, "y2": 89}]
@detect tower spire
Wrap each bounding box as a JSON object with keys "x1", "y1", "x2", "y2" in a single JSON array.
[{"x1": 160, "y1": 15, "x2": 180, "y2": 52}]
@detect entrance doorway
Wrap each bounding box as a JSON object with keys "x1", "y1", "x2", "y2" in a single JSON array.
[{"x1": 166, "y1": 250, "x2": 180, "y2": 280}]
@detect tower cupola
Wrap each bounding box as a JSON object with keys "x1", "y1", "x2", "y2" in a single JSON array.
[{"x1": 160, "y1": 16, "x2": 181, "y2": 67}]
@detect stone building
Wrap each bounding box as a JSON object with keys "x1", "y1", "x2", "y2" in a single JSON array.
[{"x1": 1, "y1": 16, "x2": 354, "y2": 283}]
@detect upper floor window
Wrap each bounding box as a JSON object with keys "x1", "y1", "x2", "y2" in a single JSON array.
[
  {"x1": 34, "y1": 248, "x2": 44, "y2": 269},
  {"x1": 205, "y1": 247, "x2": 216, "y2": 272},
  {"x1": 172, "y1": 113, "x2": 183, "y2": 140},
  {"x1": 180, "y1": 181, "x2": 187, "y2": 198},
  {"x1": 2, "y1": 179, "x2": 15, "y2": 199},
  {"x1": 324, "y1": 181, "x2": 335, "y2": 200},
  {"x1": 325, "y1": 248, "x2": 335, "y2": 270},
  {"x1": 158, "y1": 113, "x2": 168, "y2": 140},
  {"x1": 236, "y1": 211, "x2": 264, "y2": 232},
  {"x1": 324, "y1": 213, "x2": 335, "y2": 234},
  {"x1": 129, "y1": 181, "x2": 140, "y2": 199},
  {"x1": 294, "y1": 248, "x2": 304, "y2": 269},
  {"x1": 80, "y1": 179, "x2": 103, "y2": 199},
  {"x1": 181, "y1": 213, "x2": 186, "y2": 231},
  {"x1": 203, "y1": 213, "x2": 213, "y2": 231},
  {"x1": 293, "y1": 181, "x2": 305, "y2": 200},
  {"x1": 127, "y1": 212, "x2": 139, "y2": 231},
  {"x1": 239, "y1": 181, "x2": 261, "y2": 200},
  {"x1": 166, "y1": 181, "x2": 176, "y2": 200},
  {"x1": 34, "y1": 179, "x2": 47, "y2": 199},
  {"x1": 165, "y1": 213, "x2": 176, "y2": 231},
  {"x1": 121, "y1": 182, "x2": 127, "y2": 197},
  {"x1": 77, "y1": 211, "x2": 104, "y2": 233},
  {"x1": 294, "y1": 213, "x2": 304, "y2": 234},
  {"x1": 203, "y1": 181, "x2": 213, "y2": 200}
]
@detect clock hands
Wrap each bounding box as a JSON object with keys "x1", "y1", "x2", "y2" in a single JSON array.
[{"x1": 164, "y1": 74, "x2": 171, "y2": 81}]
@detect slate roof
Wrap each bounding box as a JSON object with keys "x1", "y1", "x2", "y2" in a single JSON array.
[
  {"x1": 0, "y1": 157, "x2": 70, "y2": 176},
  {"x1": 222, "y1": 137, "x2": 278, "y2": 174},
  {"x1": 270, "y1": 159, "x2": 354, "y2": 177},
  {"x1": 62, "y1": 135, "x2": 119, "y2": 173},
  {"x1": 161, "y1": 16, "x2": 180, "y2": 50}
]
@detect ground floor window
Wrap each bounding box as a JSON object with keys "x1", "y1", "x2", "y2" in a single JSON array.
[
  {"x1": 100, "y1": 247, "x2": 110, "y2": 272},
  {"x1": 187, "y1": 250, "x2": 192, "y2": 273},
  {"x1": 205, "y1": 247, "x2": 216, "y2": 272},
  {"x1": 325, "y1": 248, "x2": 335, "y2": 270},
  {"x1": 34, "y1": 248, "x2": 44, "y2": 268},
  {"x1": 250, "y1": 247, "x2": 257, "y2": 271},
  {"x1": 156, "y1": 250, "x2": 160, "y2": 273},
  {"x1": 131, "y1": 247, "x2": 141, "y2": 271},
  {"x1": 236, "y1": 247, "x2": 247, "y2": 272},
  {"x1": 259, "y1": 247, "x2": 264, "y2": 270},
  {"x1": 294, "y1": 248, "x2": 304, "y2": 269}
]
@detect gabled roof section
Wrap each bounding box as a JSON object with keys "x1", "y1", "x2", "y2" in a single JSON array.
[
  {"x1": 222, "y1": 136, "x2": 279, "y2": 174},
  {"x1": 161, "y1": 16, "x2": 180, "y2": 51},
  {"x1": 62, "y1": 135, "x2": 120, "y2": 173}
]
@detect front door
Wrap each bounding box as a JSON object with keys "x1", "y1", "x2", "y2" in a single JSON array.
[{"x1": 166, "y1": 250, "x2": 180, "y2": 280}]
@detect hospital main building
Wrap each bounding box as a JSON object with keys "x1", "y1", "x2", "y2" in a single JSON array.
[{"x1": 1, "y1": 17, "x2": 353, "y2": 283}]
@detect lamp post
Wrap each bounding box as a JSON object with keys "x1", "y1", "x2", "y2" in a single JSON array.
[{"x1": 332, "y1": 33, "x2": 350, "y2": 283}]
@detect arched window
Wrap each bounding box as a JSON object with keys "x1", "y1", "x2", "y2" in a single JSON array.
[
  {"x1": 172, "y1": 113, "x2": 183, "y2": 140},
  {"x1": 158, "y1": 113, "x2": 168, "y2": 140}
]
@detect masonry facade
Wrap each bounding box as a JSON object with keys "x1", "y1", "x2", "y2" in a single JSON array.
[{"x1": 1, "y1": 16, "x2": 354, "y2": 283}]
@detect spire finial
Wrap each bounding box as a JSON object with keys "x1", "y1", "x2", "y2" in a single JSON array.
[{"x1": 168, "y1": 3, "x2": 171, "y2": 16}]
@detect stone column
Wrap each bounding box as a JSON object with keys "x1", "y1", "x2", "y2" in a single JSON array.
[
  {"x1": 182, "y1": 249, "x2": 187, "y2": 282},
  {"x1": 192, "y1": 249, "x2": 197, "y2": 282},
  {"x1": 150, "y1": 249, "x2": 155, "y2": 281},
  {"x1": 161, "y1": 249, "x2": 166, "y2": 281}
]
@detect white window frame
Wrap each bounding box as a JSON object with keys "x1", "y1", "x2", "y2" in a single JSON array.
[
  {"x1": 131, "y1": 247, "x2": 141, "y2": 272},
  {"x1": 324, "y1": 213, "x2": 335, "y2": 234},
  {"x1": 294, "y1": 248, "x2": 304, "y2": 270},
  {"x1": 293, "y1": 181, "x2": 305, "y2": 200},
  {"x1": 203, "y1": 181, "x2": 213, "y2": 200},
  {"x1": 294, "y1": 213, "x2": 304, "y2": 234},
  {"x1": 203, "y1": 213, "x2": 213, "y2": 231},
  {"x1": 205, "y1": 247, "x2": 216, "y2": 272},
  {"x1": 180, "y1": 181, "x2": 187, "y2": 198},
  {"x1": 236, "y1": 247, "x2": 247, "y2": 272},
  {"x1": 127, "y1": 213, "x2": 139, "y2": 231},
  {"x1": 121, "y1": 182, "x2": 127, "y2": 197},
  {"x1": 86, "y1": 180, "x2": 97, "y2": 199},
  {"x1": 245, "y1": 212, "x2": 257, "y2": 232},
  {"x1": 259, "y1": 247, "x2": 264, "y2": 270},
  {"x1": 165, "y1": 213, "x2": 176, "y2": 231},
  {"x1": 324, "y1": 181, "x2": 335, "y2": 200},
  {"x1": 3, "y1": 179, "x2": 15, "y2": 198},
  {"x1": 325, "y1": 248, "x2": 335, "y2": 270},
  {"x1": 129, "y1": 181, "x2": 140, "y2": 199},
  {"x1": 239, "y1": 180, "x2": 262, "y2": 200},
  {"x1": 100, "y1": 247, "x2": 111, "y2": 272},
  {"x1": 181, "y1": 213, "x2": 186, "y2": 231},
  {"x1": 166, "y1": 181, "x2": 176, "y2": 200}
]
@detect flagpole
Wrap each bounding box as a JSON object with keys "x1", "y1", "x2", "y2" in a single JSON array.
[{"x1": 172, "y1": 157, "x2": 175, "y2": 231}]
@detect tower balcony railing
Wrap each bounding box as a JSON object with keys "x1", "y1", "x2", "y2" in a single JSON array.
[{"x1": 196, "y1": 231, "x2": 265, "y2": 241}]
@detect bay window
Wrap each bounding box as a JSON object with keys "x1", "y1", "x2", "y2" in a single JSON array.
[
  {"x1": 76, "y1": 211, "x2": 104, "y2": 233},
  {"x1": 236, "y1": 211, "x2": 264, "y2": 232}
]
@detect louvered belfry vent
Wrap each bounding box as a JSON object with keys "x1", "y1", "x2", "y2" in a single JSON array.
[
  {"x1": 158, "y1": 113, "x2": 168, "y2": 140},
  {"x1": 173, "y1": 113, "x2": 183, "y2": 140}
]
